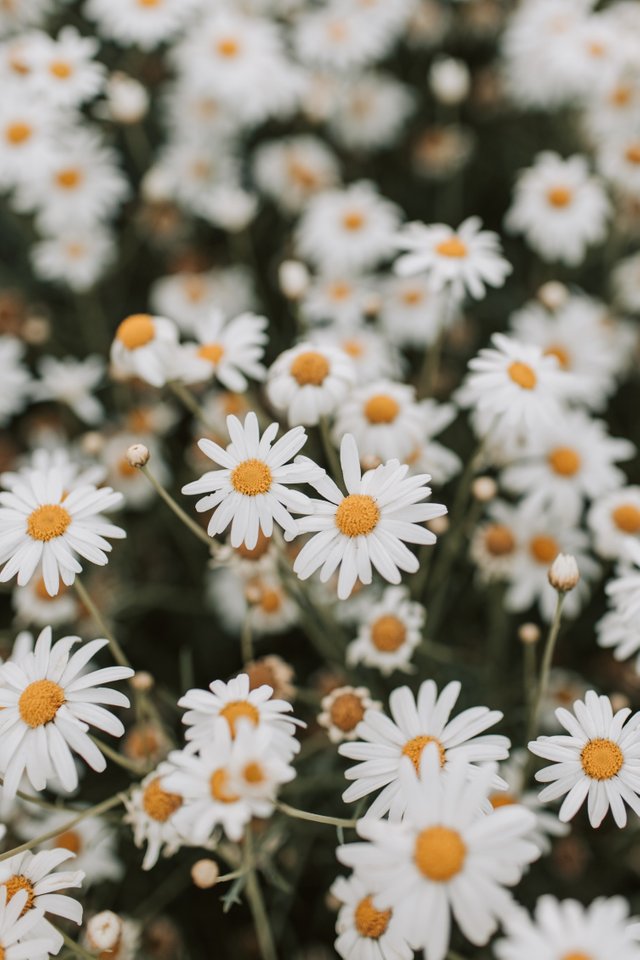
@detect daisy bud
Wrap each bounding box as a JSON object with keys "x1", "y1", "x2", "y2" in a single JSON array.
[
  {"x1": 548, "y1": 553, "x2": 580, "y2": 593},
  {"x1": 106, "y1": 72, "x2": 149, "y2": 125},
  {"x1": 126, "y1": 443, "x2": 150, "y2": 469},
  {"x1": 279, "y1": 260, "x2": 309, "y2": 301},
  {"x1": 191, "y1": 859, "x2": 220, "y2": 889},
  {"x1": 141, "y1": 166, "x2": 173, "y2": 204},
  {"x1": 518, "y1": 622, "x2": 540, "y2": 645},
  {"x1": 429, "y1": 57, "x2": 471, "y2": 106},
  {"x1": 537, "y1": 281, "x2": 569, "y2": 311},
  {"x1": 86, "y1": 911, "x2": 123, "y2": 953},
  {"x1": 428, "y1": 515, "x2": 449, "y2": 536},
  {"x1": 22, "y1": 315, "x2": 50, "y2": 345},
  {"x1": 131, "y1": 670, "x2": 154, "y2": 692},
  {"x1": 81, "y1": 431, "x2": 105, "y2": 456},
  {"x1": 472, "y1": 476, "x2": 497, "y2": 502}
]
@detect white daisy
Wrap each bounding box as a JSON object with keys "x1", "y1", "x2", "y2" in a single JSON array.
[
  {"x1": 310, "y1": 324, "x2": 402, "y2": 385},
  {"x1": 301, "y1": 274, "x2": 376, "y2": 330},
  {"x1": 110, "y1": 314, "x2": 180, "y2": 389},
  {"x1": 326, "y1": 71, "x2": 415, "y2": 153},
  {"x1": 604, "y1": 541, "x2": 640, "y2": 622},
  {"x1": 332, "y1": 381, "x2": 426, "y2": 464},
  {"x1": 318, "y1": 686, "x2": 382, "y2": 744},
  {"x1": 330, "y1": 871, "x2": 413, "y2": 960},
  {"x1": 597, "y1": 132, "x2": 640, "y2": 198},
  {"x1": 0, "y1": 90, "x2": 52, "y2": 189},
  {"x1": 26, "y1": 27, "x2": 105, "y2": 108},
  {"x1": 346, "y1": 585, "x2": 425, "y2": 676},
  {"x1": 528, "y1": 689, "x2": 640, "y2": 828},
  {"x1": 16, "y1": 810, "x2": 122, "y2": 887},
  {"x1": 470, "y1": 500, "x2": 520, "y2": 584},
  {"x1": 612, "y1": 251, "x2": 640, "y2": 314},
  {"x1": 182, "y1": 411, "x2": 321, "y2": 549},
  {"x1": 589, "y1": 487, "x2": 640, "y2": 560},
  {"x1": 12, "y1": 577, "x2": 79, "y2": 628},
  {"x1": 31, "y1": 355, "x2": 105, "y2": 426},
  {"x1": 0, "y1": 626, "x2": 133, "y2": 797},
  {"x1": 0, "y1": 337, "x2": 31, "y2": 426},
  {"x1": 124, "y1": 762, "x2": 186, "y2": 871},
  {"x1": 85, "y1": 0, "x2": 201, "y2": 50},
  {"x1": 177, "y1": 310, "x2": 268, "y2": 392},
  {"x1": 405, "y1": 400, "x2": 461, "y2": 486},
  {"x1": 597, "y1": 607, "x2": 640, "y2": 676},
  {"x1": 339, "y1": 679, "x2": 509, "y2": 819},
  {"x1": 150, "y1": 266, "x2": 256, "y2": 336},
  {"x1": 0, "y1": 461, "x2": 125, "y2": 596},
  {"x1": 244, "y1": 573, "x2": 299, "y2": 637},
  {"x1": 378, "y1": 274, "x2": 451, "y2": 349},
  {"x1": 31, "y1": 224, "x2": 116, "y2": 293},
  {"x1": 252, "y1": 135, "x2": 340, "y2": 215},
  {"x1": 292, "y1": 433, "x2": 447, "y2": 601},
  {"x1": 0, "y1": 885, "x2": 52, "y2": 960},
  {"x1": 338, "y1": 749, "x2": 538, "y2": 960},
  {"x1": 266, "y1": 342, "x2": 357, "y2": 427}
]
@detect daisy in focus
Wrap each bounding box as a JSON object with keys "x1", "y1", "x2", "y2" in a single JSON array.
[
  {"x1": 330, "y1": 871, "x2": 413, "y2": 960},
  {"x1": 0, "y1": 885, "x2": 52, "y2": 960},
  {"x1": 124, "y1": 762, "x2": 186, "y2": 871},
  {"x1": 318, "y1": 686, "x2": 382, "y2": 745},
  {"x1": 346, "y1": 585, "x2": 425, "y2": 676},
  {"x1": 266, "y1": 342, "x2": 357, "y2": 427},
  {"x1": 331, "y1": 380, "x2": 426, "y2": 464},
  {"x1": 177, "y1": 310, "x2": 268, "y2": 392}
]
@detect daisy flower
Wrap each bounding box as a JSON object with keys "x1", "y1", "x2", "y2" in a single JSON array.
[
  {"x1": 0, "y1": 885, "x2": 52, "y2": 960},
  {"x1": 252, "y1": 135, "x2": 340, "y2": 215},
  {"x1": 31, "y1": 224, "x2": 116, "y2": 293},
  {"x1": 182, "y1": 411, "x2": 321, "y2": 549},
  {"x1": 266, "y1": 342, "x2": 357, "y2": 427},
  {"x1": 490, "y1": 749, "x2": 569, "y2": 856},
  {"x1": 124, "y1": 763, "x2": 186, "y2": 871},
  {"x1": 178, "y1": 670, "x2": 303, "y2": 761},
  {"x1": 470, "y1": 500, "x2": 520, "y2": 584},
  {"x1": 243, "y1": 573, "x2": 299, "y2": 637},
  {"x1": 505, "y1": 152, "x2": 611, "y2": 266},
  {"x1": 0, "y1": 336, "x2": 31, "y2": 426},
  {"x1": 301, "y1": 274, "x2": 376, "y2": 330},
  {"x1": 379, "y1": 275, "x2": 451, "y2": 349},
  {"x1": 597, "y1": 607, "x2": 640, "y2": 676},
  {"x1": 598, "y1": 132, "x2": 640, "y2": 198},
  {"x1": 405, "y1": 400, "x2": 461, "y2": 487},
  {"x1": 16, "y1": 810, "x2": 123, "y2": 887},
  {"x1": 31, "y1": 355, "x2": 105, "y2": 426},
  {"x1": 589, "y1": 487, "x2": 640, "y2": 560},
  {"x1": 26, "y1": 27, "x2": 105, "y2": 108},
  {"x1": 393, "y1": 216, "x2": 512, "y2": 301},
  {"x1": 150, "y1": 266, "x2": 256, "y2": 336},
  {"x1": 292, "y1": 433, "x2": 447, "y2": 601},
  {"x1": 332, "y1": 380, "x2": 426, "y2": 464},
  {"x1": 346, "y1": 585, "x2": 425, "y2": 676},
  {"x1": 612, "y1": 252, "x2": 640, "y2": 314},
  {"x1": 339, "y1": 679, "x2": 509, "y2": 819},
  {"x1": 338, "y1": 749, "x2": 538, "y2": 960},
  {"x1": 330, "y1": 871, "x2": 413, "y2": 960},
  {"x1": 102, "y1": 431, "x2": 170, "y2": 512},
  {"x1": 310, "y1": 324, "x2": 402, "y2": 385},
  {"x1": 318, "y1": 686, "x2": 382, "y2": 744},
  {"x1": 177, "y1": 310, "x2": 268, "y2": 392},
  {"x1": 85, "y1": 0, "x2": 201, "y2": 51},
  {"x1": 496, "y1": 895, "x2": 640, "y2": 960},
  {"x1": 326, "y1": 71, "x2": 415, "y2": 153},
  {"x1": 12, "y1": 577, "x2": 79, "y2": 628},
  {"x1": 0, "y1": 460, "x2": 125, "y2": 596},
  {"x1": 0, "y1": 90, "x2": 52, "y2": 189},
  {"x1": 110, "y1": 313, "x2": 179, "y2": 389},
  {"x1": 529, "y1": 689, "x2": 640, "y2": 828},
  {"x1": 604, "y1": 541, "x2": 640, "y2": 622},
  {"x1": 0, "y1": 626, "x2": 133, "y2": 797}
]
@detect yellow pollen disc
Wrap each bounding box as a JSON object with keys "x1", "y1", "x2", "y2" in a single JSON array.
[
  {"x1": 363, "y1": 394, "x2": 400, "y2": 425},
  {"x1": 243, "y1": 762, "x2": 265, "y2": 784},
  {"x1": 625, "y1": 144, "x2": 640, "y2": 165},
  {"x1": 216, "y1": 37, "x2": 240, "y2": 57},
  {"x1": 142, "y1": 777, "x2": 183, "y2": 822},
  {"x1": 354, "y1": 896, "x2": 391, "y2": 939},
  {"x1": 484, "y1": 523, "x2": 516, "y2": 557},
  {"x1": 508, "y1": 361, "x2": 537, "y2": 390},
  {"x1": 581, "y1": 738, "x2": 624, "y2": 780},
  {"x1": 612, "y1": 503, "x2": 640, "y2": 534},
  {"x1": 34, "y1": 576, "x2": 68, "y2": 601},
  {"x1": 210, "y1": 768, "x2": 240, "y2": 803},
  {"x1": 55, "y1": 829, "x2": 82, "y2": 854},
  {"x1": 116, "y1": 314, "x2": 155, "y2": 350},
  {"x1": 55, "y1": 167, "x2": 82, "y2": 189},
  {"x1": 290, "y1": 350, "x2": 330, "y2": 386},
  {"x1": 5, "y1": 876, "x2": 35, "y2": 915},
  {"x1": 117, "y1": 457, "x2": 138, "y2": 478},
  {"x1": 329, "y1": 281, "x2": 351, "y2": 301},
  {"x1": 548, "y1": 447, "x2": 581, "y2": 476},
  {"x1": 219, "y1": 700, "x2": 260, "y2": 737},
  {"x1": 402, "y1": 735, "x2": 445, "y2": 773},
  {"x1": 370, "y1": 615, "x2": 407, "y2": 652},
  {"x1": 230, "y1": 458, "x2": 272, "y2": 496},
  {"x1": 49, "y1": 60, "x2": 72, "y2": 78},
  {"x1": 66, "y1": 242, "x2": 85, "y2": 259},
  {"x1": 529, "y1": 534, "x2": 559, "y2": 565},
  {"x1": 435, "y1": 236, "x2": 467, "y2": 258},
  {"x1": 223, "y1": 393, "x2": 246, "y2": 417},
  {"x1": 5, "y1": 122, "x2": 31, "y2": 145},
  {"x1": 259, "y1": 588, "x2": 282, "y2": 614},
  {"x1": 547, "y1": 186, "x2": 573, "y2": 208},
  {"x1": 562, "y1": 954, "x2": 592, "y2": 960},
  {"x1": 402, "y1": 288, "x2": 423, "y2": 306},
  {"x1": 489, "y1": 792, "x2": 517, "y2": 809},
  {"x1": 18, "y1": 679, "x2": 65, "y2": 727},
  {"x1": 335, "y1": 494, "x2": 380, "y2": 537},
  {"x1": 27, "y1": 503, "x2": 71, "y2": 542},
  {"x1": 183, "y1": 276, "x2": 206, "y2": 303},
  {"x1": 342, "y1": 338, "x2": 363, "y2": 358},
  {"x1": 329, "y1": 692, "x2": 365, "y2": 733},
  {"x1": 235, "y1": 530, "x2": 271, "y2": 560},
  {"x1": 342, "y1": 211, "x2": 364, "y2": 231},
  {"x1": 138, "y1": 0, "x2": 161, "y2": 6},
  {"x1": 198, "y1": 342, "x2": 225, "y2": 365},
  {"x1": 414, "y1": 826, "x2": 466, "y2": 881},
  {"x1": 610, "y1": 85, "x2": 632, "y2": 106},
  {"x1": 287, "y1": 159, "x2": 319, "y2": 189},
  {"x1": 328, "y1": 19, "x2": 347, "y2": 40},
  {"x1": 544, "y1": 344, "x2": 570, "y2": 369}
]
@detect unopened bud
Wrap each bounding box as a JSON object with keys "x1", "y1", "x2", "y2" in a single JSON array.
[
  {"x1": 548, "y1": 553, "x2": 580, "y2": 593},
  {"x1": 429, "y1": 57, "x2": 471, "y2": 106},
  {"x1": 22, "y1": 316, "x2": 50, "y2": 345},
  {"x1": 429, "y1": 515, "x2": 449, "y2": 536},
  {"x1": 537, "y1": 281, "x2": 569, "y2": 311},
  {"x1": 472, "y1": 476, "x2": 497, "y2": 502},
  {"x1": 86, "y1": 911, "x2": 123, "y2": 953},
  {"x1": 191, "y1": 859, "x2": 220, "y2": 889},
  {"x1": 279, "y1": 260, "x2": 309, "y2": 301},
  {"x1": 131, "y1": 670, "x2": 154, "y2": 692},
  {"x1": 81, "y1": 431, "x2": 105, "y2": 456},
  {"x1": 518, "y1": 622, "x2": 540, "y2": 645},
  {"x1": 105, "y1": 72, "x2": 149, "y2": 125},
  {"x1": 126, "y1": 443, "x2": 150, "y2": 468}
]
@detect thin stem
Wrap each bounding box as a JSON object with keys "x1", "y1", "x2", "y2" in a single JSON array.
[
  {"x1": 0, "y1": 781, "x2": 74, "y2": 815},
  {"x1": 318, "y1": 417, "x2": 344, "y2": 489},
  {"x1": 244, "y1": 830, "x2": 278, "y2": 960},
  {"x1": 167, "y1": 380, "x2": 217, "y2": 434},
  {"x1": 241, "y1": 615, "x2": 254, "y2": 666},
  {"x1": 526, "y1": 593, "x2": 566, "y2": 746},
  {"x1": 523, "y1": 640, "x2": 537, "y2": 721},
  {"x1": 74, "y1": 579, "x2": 131, "y2": 670},
  {"x1": 56, "y1": 927, "x2": 100, "y2": 960},
  {"x1": 139, "y1": 463, "x2": 214, "y2": 550},
  {"x1": 277, "y1": 800, "x2": 357, "y2": 830},
  {"x1": 90, "y1": 735, "x2": 151, "y2": 776}
]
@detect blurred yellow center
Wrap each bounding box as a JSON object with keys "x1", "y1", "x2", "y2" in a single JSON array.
[
  {"x1": 610, "y1": 85, "x2": 632, "y2": 106},
  {"x1": 548, "y1": 447, "x2": 581, "y2": 476},
  {"x1": 210, "y1": 768, "x2": 239, "y2": 803},
  {"x1": 198, "y1": 342, "x2": 224, "y2": 365},
  {"x1": 55, "y1": 168, "x2": 82, "y2": 189},
  {"x1": 216, "y1": 37, "x2": 240, "y2": 58},
  {"x1": 49, "y1": 60, "x2": 72, "y2": 78},
  {"x1": 243, "y1": 762, "x2": 265, "y2": 784},
  {"x1": 34, "y1": 577, "x2": 67, "y2": 601},
  {"x1": 335, "y1": 494, "x2": 379, "y2": 537},
  {"x1": 342, "y1": 338, "x2": 363, "y2": 358},
  {"x1": 116, "y1": 314, "x2": 155, "y2": 350},
  {"x1": 489, "y1": 792, "x2": 517, "y2": 808},
  {"x1": 545, "y1": 344, "x2": 570, "y2": 369},
  {"x1": 5, "y1": 876, "x2": 34, "y2": 915},
  {"x1": 219, "y1": 700, "x2": 259, "y2": 737},
  {"x1": 329, "y1": 692, "x2": 365, "y2": 732},
  {"x1": 5, "y1": 122, "x2": 31, "y2": 144},
  {"x1": 55, "y1": 829, "x2": 82, "y2": 853},
  {"x1": 142, "y1": 778, "x2": 183, "y2": 822},
  {"x1": 342, "y1": 211, "x2": 364, "y2": 231},
  {"x1": 259, "y1": 588, "x2": 282, "y2": 614},
  {"x1": 562, "y1": 954, "x2": 592, "y2": 960},
  {"x1": 414, "y1": 826, "x2": 466, "y2": 881},
  {"x1": 581, "y1": 738, "x2": 623, "y2": 780},
  {"x1": 231, "y1": 459, "x2": 272, "y2": 496},
  {"x1": 508, "y1": 361, "x2": 537, "y2": 389},
  {"x1": 435, "y1": 236, "x2": 467, "y2": 258},
  {"x1": 27, "y1": 504, "x2": 71, "y2": 541},
  {"x1": 290, "y1": 351, "x2": 330, "y2": 386},
  {"x1": 529, "y1": 535, "x2": 559, "y2": 564},
  {"x1": 484, "y1": 524, "x2": 516, "y2": 556},
  {"x1": 329, "y1": 281, "x2": 351, "y2": 301},
  {"x1": 625, "y1": 144, "x2": 640, "y2": 165},
  {"x1": 612, "y1": 504, "x2": 640, "y2": 533},
  {"x1": 370, "y1": 615, "x2": 407, "y2": 652},
  {"x1": 402, "y1": 735, "x2": 445, "y2": 773},
  {"x1": 547, "y1": 186, "x2": 573, "y2": 207},
  {"x1": 18, "y1": 680, "x2": 64, "y2": 727},
  {"x1": 364, "y1": 394, "x2": 400, "y2": 424},
  {"x1": 402, "y1": 288, "x2": 423, "y2": 305},
  {"x1": 354, "y1": 896, "x2": 391, "y2": 939}
]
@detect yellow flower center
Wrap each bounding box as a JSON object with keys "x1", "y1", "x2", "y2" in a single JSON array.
[
  {"x1": 242, "y1": 762, "x2": 265, "y2": 785},
  {"x1": 183, "y1": 275, "x2": 206, "y2": 303},
  {"x1": 116, "y1": 314, "x2": 155, "y2": 350},
  {"x1": 548, "y1": 447, "x2": 581, "y2": 476},
  {"x1": 198, "y1": 343, "x2": 225, "y2": 366},
  {"x1": 230, "y1": 459, "x2": 272, "y2": 496},
  {"x1": 290, "y1": 350, "x2": 330, "y2": 386},
  {"x1": 142, "y1": 778, "x2": 183, "y2": 822},
  {"x1": 402, "y1": 735, "x2": 445, "y2": 773},
  {"x1": 55, "y1": 829, "x2": 82, "y2": 854},
  {"x1": 612, "y1": 503, "x2": 640, "y2": 534},
  {"x1": 581, "y1": 738, "x2": 624, "y2": 780},
  {"x1": 489, "y1": 792, "x2": 517, "y2": 809},
  {"x1": 216, "y1": 37, "x2": 240, "y2": 58},
  {"x1": 363, "y1": 394, "x2": 400, "y2": 424},
  {"x1": 219, "y1": 700, "x2": 260, "y2": 737},
  {"x1": 335, "y1": 494, "x2": 380, "y2": 537},
  {"x1": 342, "y1": 211, "x2": 364, "y2": 231},
  {"x1": 610, "y1": 85, "x2": 632, "y2": 107},
  {"x1": 328, "y1": 281, "x2": 351, "y2": 301},
  {"x1": 370, "y1": 615, "x2": 407, "y2": 652},
  {"x1": 18, "y1": 680, "x2": 65, "y2": 727},
  {"x1": 137, "y1": 0, "x2": 161, "y2": 6},
  {"x1": 547, "y1": 186, "x2": 573, "y2": 208},
  {"x1": 329, "y1": 692, "x2": 365, "y2": 733},
  {"x1": 414, "y1": 826, "x2": 466, "y2": 881},
  {"x1": 34, "y1": 577, "x2": 68, "y2": 601},
  {"x1": 435, "y1": 236, "x2": 467, "y2": 258},
  {"x1": 562, "y1": 954, "x2": 592, "y2": 960},
  {"x1": 342, "y1": 338, "x2": 363, "y2": 358},
  {"x1": 529, "y1": 534, "x2": 559, "y2": 564},
  {"x1": 287, "y1": 158, "x2": 320, "y2": 189},
  {"x1": 402, "y1": 288, "x2": 423, "y2": 306},
  {"x1": 5, "y1": 876, "x2": 35, "y2": 915},
  {"x1": 5, "y1": 122, "x2": 31, "y2": 145},
  {"x1": 235, "y1": 530, "x2": 271, "y2": 560},
  {"x1": 49, "y1": 60, "x2": 72, "y2": 78},
  {"x1": 55, "y1": 167, "x2": 82, "y2": 189},
  {"x1": 508, "y1": 361, "x2": 537, "y2": 390},
  {"x1": 625, "y1": 144, "x2": 640, "y2": 166},
  {"x1": 27, "y1": 503, "x2": 71, "y2": 542},
  {"x1": 545, "y1": 344, "x2": 570, "y2": 369},
  {"x1": 258, "y1": 588, "x2": 282, "y2": 614},
  {"x1": 484, "y1": 523, "x2": 516, "y2": 557},
  {"x1": 210, "y1": 768, "x2": 240, "y2": 803},
  {"x1": 354, "y1": 896, "x2": 392, "y2": 939}
]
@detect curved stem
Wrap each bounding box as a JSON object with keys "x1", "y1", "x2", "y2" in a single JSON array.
[
  {"x1": 56, "y1": 926, "x2": 99, "y2": 960},
  {"x1": 74, "y1": 578, "x2": 131, "y2": 670},
  {"x1": 244, "y1": 830, "x2": 278, "y2": 960},
  {"x1": 167, "y1": 380, "x2": 218, "y2": 434},
  {"x1": 139, "y1": 463, "x2": 214, "y2": 550},
  {"x1": 277, "y1": 800, "x2": 357, "y2": 830},
  {"x1": 90, "y1": 735, "x2": 151, "y2": 776},
  {"x1": 526, "y1": 592, "x2": 565, "y2": 745}
]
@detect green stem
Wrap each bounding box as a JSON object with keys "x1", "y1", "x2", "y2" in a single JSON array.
[
  {"x1": 526, "y1": 593, "x2": 566, "y2": 751},
  {"x1": 244, "y1": 830, "x2": 278, "y2": 960},
  {"x1": 74, "y1": 579, "x2": 131, "y2": 670},
  {"x1": 318, "y1": 416, "x2": 343, "y2": 488},
  {"x1": 56, "y1": 927, "x2": 100, "y2": 960},
  {"x1": 277, "y1": 800, "x2": 356, "y2": 829},
  {"x1": 167, "y1": 380, "x2": 218, "y2": 434},
  {"x1": 90, "y1": 735, "x2": 150, "y2": 776},
  {"x1": 139, "y1": 463, "x2": 214, "y2": 550},
  {"x1": 241, "y1": 616, "x2": 254, "y2": 666}
]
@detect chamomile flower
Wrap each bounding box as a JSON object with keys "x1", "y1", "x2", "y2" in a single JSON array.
[
  {"x1": 85, "y1": 0, "x2": 201, "y2": 51},
  {"x1": 318, "y1": 686, "x2": 382, "y2": 744},
  {"x1": 26, "y1": 27, "x2": 105, "y2": 108},
  {"x1": 252, "y1": 135, "x2": 340, "y2": 215},
  {"x1": 603, "y1": 541, "x2": 640, "y2": 622},
  {"x1": 12, "y1": 577, "x2": 79, "y2": 628},
  {"x1": 0, "y1": 885, "x2": 52, "y2": 960},
  {"x1": 505, "y1": 152, "x2": 611, "y2": 266},
  {"x1": 182, "y1": 411, "x2": 320, "y2": 548},
  {"x1": 31, "y1": 225, "x2": 116, "y2": 293},
  {"x1": 612, "y1": 252, "x2": 640, "y2": 313},
  {"x1": 528, "y1": 689, "x2": 640, "y2": 828},
  {"x1": 346, "y1": 586, "x2": 425, "y2": 676},
  {"x1": 490, "y1": 749, "x2": 569, "y2": 855},
  {"x1": 16, "y1": 810, "x2": 122, "y2": 887},
  {"x1": 0, "y1": 90, "x2": 51, "y2": 189},
  {"x1": 266, "y1": 343, "x2": 357, "y2": 427},
  {"x1": 177, "y1": 311, "x2": 268, "y2": 392},
  {"x1": 393, "y1": 216, "x2": 512, "y2": 301},
  {"x1": 597, "y1": 607, "x2": 640, "y2": 675},
  {"x1": 31, "y1": 355, "x2": 105, "y2": 425},
  {"x1": 332, "y1": 381, "x2": 425, "y2": 464},
  {"x1": 310, "y1": 324, "x2": 402, "y2": 385},
  {"x1": 150, "y1": 266, "x2": 256, "y2": 336},
  {"x1": 597, "y1": 132, "x2": 640, "y2": 197},
  {"x1": 0, "y1": 462, "x2": 125, "y2": 596},
  {"x1": 470, "y1": 500, "x2": 520, "y2": 584},
  {"x1": 292, "y1": 433, "x2": 447, "y2": 601},
  {"x1": 301, "y1": 274, "x2": 375, "y2": 330},
  {"x1": 338, "y1": 749, "x2": 538, "y2": 960},
  {"x1": 326, "y1": 72, "x2": 415, "y2": 152},
  {"x1": 378, "y1": 275, "x2": 450, "y2": 349},
  {"x1": 110, "y1": 314, "x2": 179, "y2": 389},
  {"x1": 405, "y1": 400, "x2": 461, "y2": 486},
  {"x1": 244, "y1": 574, "x2": 299, "y2": 637},
  {"x1": 124, "y1": 763, "x2": 186, "y2": 871},
  {"x1": 339, "y1": 679, "x2": 509, "y2": 819},
  {"x1": 0, "y1": 336, "x2": 31, "y2": 425},
  {"x1": 588, "y1": 487, "x2": 640, "y2": 560},
  {"x1": 330, "y1": 872, "x2": 413, "y2": 960},
  {"x1": 0, "y1": 626, "x2": 133, "y2": 797}
]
